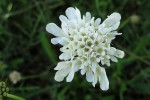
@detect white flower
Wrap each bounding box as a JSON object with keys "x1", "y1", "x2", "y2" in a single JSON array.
[
  {"x1": 130, "y1": 14, "x2": 140, "y2": 24},
  {"x1": 46, "y1": 7, "x2": 125, "y2": 91},
  {"x1": 9, "y1": 71, "x2": 22, "y2": 84}
]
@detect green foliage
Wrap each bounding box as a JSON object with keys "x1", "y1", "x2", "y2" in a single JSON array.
[
  {"x1": 39, "y1": 32, "x2": 57, "y2": 64},
  {"x1": 0, "y1": 0, "x2": 150, "y2": 100}
]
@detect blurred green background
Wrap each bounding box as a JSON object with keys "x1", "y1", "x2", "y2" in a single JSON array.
[{"x1": 0, "y1": 0, "x2": 150, "y2": 100}]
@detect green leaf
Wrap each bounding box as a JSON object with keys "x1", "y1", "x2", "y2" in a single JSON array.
[
  {"x1": 10, "y1": 58, "x2": 24, "y2": 68},
  {"x1": 39, "y1": 32, "x2": 57, "y2": 64}
]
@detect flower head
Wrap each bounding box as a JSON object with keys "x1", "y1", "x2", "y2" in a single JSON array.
[
  {"x1": 9, "y1": 71, "x2": 22, "y2": 84},
  {"x1": 0, "y1": 82, "x2": 9, "y2": 97},
  {"x1": 46, "y1": 7, "x2": 124, "y2": 91}
]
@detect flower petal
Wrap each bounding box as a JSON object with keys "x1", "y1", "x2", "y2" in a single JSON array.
[
  {"x1": 99, "y1": 67, "x2": 109, "y2": 91},
  {"x1": 95, "y1": 18, "x2": 101, "y2": 26},
  {"x1": 54, "y1": 69, "x2": 70, "y2": 82},
  {"x1": 46, "y1": 23, "x2": 64, "y2": 36},
  {"x1": 85, "y1": 12, "x2": 91, "y2": 22},
  {"x1": 92, "y1": 72, "x2": 97, "y2": 87},
  {"x1": 75, "y1": 7, "x2": 81, "y2": 21},
  {"x1": 81, "y1": 68, "x2": 86, "y2": 75},
  {"x1": 59, "y1": 51, "x2": 72, "y2": 60},
  {"x1": 102, "y1": 12, "x2": 121, "y2": 31},
  {"x1": 54, "y1": 62, "x2": 68, "y2": 70},
  {"x1": 51, "y1": 38, "x2": 59, "y2": 45},
  {"x1": 51, "y1": 37, "x2": 69, "y2": 45},
  {"x1": 108, "y1": 47, "x2": 116, "y2": 55},
  {"x1": 115, "y1": 50, "x2": 125, "y2": 58},
  {"x1": 65, "y1": 7, "x2": 78, "y2": 20},
  {"x1": 59, "y1": 15, "x2": 68, "y2": 22},
  {"x1": 110, "y1": 56, "x2": 118, "y2": 62},
  {"x1": 72, "y1": 61, "x2": 81, "y2": 72},
  {"x1": 86, "y1": 70, "x2": 93, "y2": 82},
  {"x1": 66, "y1": 70, "x2": 75, "y2": 82}
]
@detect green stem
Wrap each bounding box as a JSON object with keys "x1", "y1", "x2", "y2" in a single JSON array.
[
  {"x1": 7, "y1": 93, "x2": 26, "y2": 100},
  {"x1": 22, "y1": 71, "x2": 48, "y2": 80}
]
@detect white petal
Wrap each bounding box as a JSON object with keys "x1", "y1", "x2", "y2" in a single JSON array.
[
  {"x1": 108, "y1": 47, "x2": 116, "y2": 55},
  {"x1": 92, "y1": 72, "x2": 97, "y2": 87},
  {"x1": 91, "y1": 62, "x2": 97, "y2": 70},
  {"x1": 54, "y1": 62, "x2": 67, "y2": 70},
  {"x1": 85, "y1": 12, "x2": 91, "y2": 22},
  {"x1": 54, "y1": 73, "x2": 64, "y2": 82},
  {"x1": 110, "y1": 31, "x2": 122, "y2": 35},
  {"x1": 75, "y1": 7, "x2": 81, "y2": 21},
  {"x1": 70, "y1": 20, "x2": 78, "y2": 28},
  {"x1": 111, "y1": 12, "x2": 121, "y2": 20},
  {"x1": 95, "y1": 18, "x2": 101, "y2": 26},
  {"x1": 51, "y1": 37, "x2": 69, "y2": 45},
  {"x1": 99, "y1": 67, "x2": 109, "y2": 91},
  {"x1": 115, "y1": 50, "x2": 125, "y2": 58},
  {"x1": 111, "y1": 22, "x2": 120, "y2": 31},
  {"x1": 106, "y1": 60, "x2": 110, "y2": 66},
  {"x1": 66, "y1": 70, "x2": 74, "y2": 82},
  {"x1": 81, "y1": 68, "x2": 86, "y2": 75},
  {"x1": 101, "y1": 60, "x2": 105, "y2": 65},
  {"x1": 86, "y1": 71, "x2": 93, "y2": 82},
  {"x1": 54, "y1": 69, "x2": 69, "y2": 82},
  {"x1": 59, "y1": 15, "x2": 68, "y2": 22},
  {"x1": 60, "y1": 46, "x2": 68, "y2": 52},
  {"x1": 59, "y1": 52, "x2": 72, "y2": 60},
  {"x1": 46, "y1": 23, "x2": 64, "y2": 36},
  {"x1": 51, "y1": 38, "x2": 59, "y2": 45},
  {"x1": 100, "y1": 27, "x2": 112, "y2": 34},
  {"x1": 96, "y1": 58, "x2": 101, "y2": 62},
  {"x1": 61, "y1": 22, "x2": 69, "y2": 35},
  {"x1": 72, "y1": 61, "x2": 80, "y2": 72},
  {"x1": 102, "y1": 12, "x2": 121, "y2": 31},
  {"x1": 65, "y1": 7, "x2": 77, "y2": 20},
  {"x1": 110, "y1": 56, "x2": 118, "y2": 62}
]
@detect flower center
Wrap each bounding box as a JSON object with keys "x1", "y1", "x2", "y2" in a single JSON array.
[{"x1": 69, "y1": 32, "x2": 105, "y2": 62}]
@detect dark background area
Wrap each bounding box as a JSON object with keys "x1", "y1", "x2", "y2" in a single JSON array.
[{"x1": 0, "y1": 0, "x2": 150, "y2": 100}]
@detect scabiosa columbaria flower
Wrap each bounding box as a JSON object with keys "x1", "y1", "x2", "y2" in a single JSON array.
[
  {"x1": 9, "y1": 71, "x2": 22, "y2": 84},
  {"x1": 46, "y1": 7, "x2": 124, "y2": 91}
]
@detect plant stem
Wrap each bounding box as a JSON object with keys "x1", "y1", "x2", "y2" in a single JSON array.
[{"x1": 7, "y1": 93, "x2": 26, "y2": 100}]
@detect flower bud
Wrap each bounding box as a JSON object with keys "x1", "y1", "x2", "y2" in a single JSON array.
[{"x1": 9, "y1": 71, "x2": 22, "y2": 84}]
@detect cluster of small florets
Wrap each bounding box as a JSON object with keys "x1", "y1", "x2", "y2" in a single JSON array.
[
  {"x1": 46, "y1": 7, "x2": 124, "y2": 90},
  {"x1": 0, "y1": 82, "x2": 9, "y2": 97}
]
